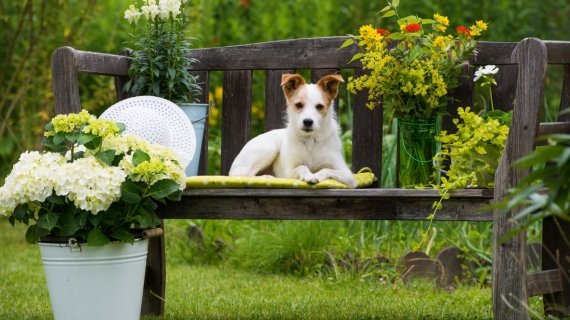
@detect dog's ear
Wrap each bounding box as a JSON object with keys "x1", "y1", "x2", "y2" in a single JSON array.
[
  {"x1": 281, "y1": 74, "x2": 306, "y2": 96},
  {"x1": 317, "y1": 75, "x2": 344, "y2": 99}
]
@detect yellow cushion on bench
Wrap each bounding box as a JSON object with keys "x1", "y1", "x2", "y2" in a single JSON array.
[{"x1": 185, "y1": 168, "x2": 376, "y2": 189}]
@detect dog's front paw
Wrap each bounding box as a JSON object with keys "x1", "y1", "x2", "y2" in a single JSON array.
[{"x1": 301, "y1": 174, "x2": 320, "y2": 185}]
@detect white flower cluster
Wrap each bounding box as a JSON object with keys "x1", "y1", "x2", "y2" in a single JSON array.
[
  {"x1": 104, "y1": 134, "x2": 186, "y2": 190},
  {"x1": 53, "y1": 157, "x2": 126, "y2": 215},
  {"x1": 127, "y1": 0, "x2": 185, "y2": 24},
  {"x1": 158, "y1": 0, "x2": 182, "y2": 19},
  {"x1": 0, "y1": 152, "x2": 65, "y2": 215},
  {"x1": 0, "y1": 151, "x2": 126, "y2": 216}
]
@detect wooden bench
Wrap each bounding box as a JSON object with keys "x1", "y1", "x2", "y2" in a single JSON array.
[{"x1": 51, "y1": 37, "x2": 570, "y2": 319}]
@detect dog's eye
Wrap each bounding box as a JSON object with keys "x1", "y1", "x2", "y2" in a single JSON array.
[
  {"x1": 316, "y1": 104, "x2": 324, "y2": 110},
  {"x1": 295, "y1": 102, "x2": 303, "y2": 109}
]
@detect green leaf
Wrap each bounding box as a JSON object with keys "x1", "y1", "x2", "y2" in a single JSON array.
[
  {"x1": 116, "y1": 122, "x2": 126, "y2": 134},
  {"x1": 132, "y1": 149, "x2": 150, "y2": 167},
  {"x1": 44, "y1": 122, "x2": 55, "y2": 132},
  {"x1": 381, "y1": 10, "x2": 396, "y2": 18},
  {"x1": 348, "y1": 53, "x2": 364, "y2": 64},
  {"x1": 47, "y1": 195, "x2": 65, "y2": 205},
  {"x1": 391, "y1": 0, "x2": 399, "y2": 7},
  {"x1": 87, "y1": 228, "x2": 110, "y2": 246},
  {"x1": 121, "y1": 180, "x2": 142, "y2": 204},
  {"x1": 378, "y1": 6, "x2": 391, "y2": 13},
  {"x1": 148, "y1": 179, "x2": 181, "y2": 200},
  {"x1": 77, "y1": 133, "x2": 96, "y2": 146},
  {"x1": 167, "y1": 189, "x2": 182, "y2": 201},
  {"x1": 65, "y1": 132, "x2": 80, "y2": 143},
  {"x1": 95, "y1": 150, "x2": 116, "y2": 166},
  {"x1": 58, "y1": 213, "x2": 82, "y2": 237},
  {"x1": 338, "y1": 38, "x2": 354, "y2": 50},
  {"x1": 26, "y1": 225, "x2": 39, "y2": 244},
  {"x1": 88, "y1": 212, "x2": 104, "y2": 227},
  {"x1": 36, "y1": 212, "x2": 59, "y2": 231},
  {"x1": 110, "y1": 228, "x2": 135, "y2": 245},
  {"x1": 53, "y1": 131, "x2": 67, "y2": 145},
  {"x1": 387, "y1": 32, "x2": 405, "y2": 40},
  {"x1": 12, "y1": 203, "x2": 28, "y2": 221},
  {"x1": 84, "y1": 136, "x2": 102, "y2": 150}
]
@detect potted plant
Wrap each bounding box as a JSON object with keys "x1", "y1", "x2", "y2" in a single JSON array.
[
  {"x1": 0, "y1": 110, "x2": 186, "y2": 320},
  {"x1": 341, "y1": 0, "x2": 488, "y2": 187},
  {"x1": 124, "y1": 0, "x2": 208, "y2": 176}
]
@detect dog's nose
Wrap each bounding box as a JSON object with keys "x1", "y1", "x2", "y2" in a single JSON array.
[{"x1": 303, "y1": 119, "x2": 313, "y2": 127}]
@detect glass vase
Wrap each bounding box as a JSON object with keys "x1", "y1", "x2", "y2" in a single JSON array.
[{"x1": 398, "y1": 118, "x2": 440, "y2": 188}]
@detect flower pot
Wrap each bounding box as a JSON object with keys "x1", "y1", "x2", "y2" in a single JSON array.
[
  {"x1": 39, "y1": 238, "x2": 149, "y2": 320},
  {"x1": 179, "y1": 103, "x2": 209, "y2": 176},
  {"x1": 398, "y1": 118, "x2": 440, "y2": 188}
]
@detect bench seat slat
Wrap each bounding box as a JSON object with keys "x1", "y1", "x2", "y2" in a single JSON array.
[
  {"x1": 158, "y1": 196, "x2": 492, "y2": 221},
  {"x1": 180, "y1": 188, "x2": 494, "y2": 198}
]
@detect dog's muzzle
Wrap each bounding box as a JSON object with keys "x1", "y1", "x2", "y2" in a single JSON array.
[{"x1": 303, "y1": 118, "x2": 313, "y2": 129}]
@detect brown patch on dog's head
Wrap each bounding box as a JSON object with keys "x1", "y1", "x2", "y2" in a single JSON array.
[
  {"x1": 316, "y1": 75, "x2": 344, "y2": 100},
  {"x1": 281, "y1": 74, "x2": 306, "y2": 100}
]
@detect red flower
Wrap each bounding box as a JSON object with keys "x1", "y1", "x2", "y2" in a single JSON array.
[
  {"x1": 377, "y1": 29, "x2": 391, "y2": 36},
  {"x1": 404, "y1": 23, "x2": 421, "y2": 33},
  {"x1": 240, "y1": 0, "x2": 250, "y2": 7},
  {"x1": 456, "y1": 26, "x2": 471, "y2": 36}
]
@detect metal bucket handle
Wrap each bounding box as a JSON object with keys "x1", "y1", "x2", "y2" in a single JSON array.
[{"x1": 191, "y1": 100, "x2": 215, "y2": 124}]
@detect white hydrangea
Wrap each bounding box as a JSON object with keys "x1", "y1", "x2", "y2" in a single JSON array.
[
  {"x1": 53, "y1": 157, "x2": 126, "y2": 215},
  {"x1": 0, "y1": 151, "x2": 66, "y2": 216},
  {"x1": 158, "y1": 0, "x2": 181, "y2": 19}
]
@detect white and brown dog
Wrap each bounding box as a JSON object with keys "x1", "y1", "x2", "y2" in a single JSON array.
[{"x1": 229, "y1": 74, "x2": 356, "y2": 188}]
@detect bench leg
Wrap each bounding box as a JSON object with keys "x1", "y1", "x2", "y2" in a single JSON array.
[
  {"x1": 141, "y1": 220, "x2": 166, "y2": 316},
  {"x1": 542, "y1": 216, "x2": 570, "y2": 317},
  {"x1": 493, "y1": 211, "x2": 529, "y2": 319}
]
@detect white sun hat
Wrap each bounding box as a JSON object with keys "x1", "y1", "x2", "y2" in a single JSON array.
[{"x1": 100, "y1": 96, "x2": 196, "y2": 169}]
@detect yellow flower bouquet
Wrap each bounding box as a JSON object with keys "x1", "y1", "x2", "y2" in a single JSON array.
[
  {"x1": 342, "y1": 1, "x2": 488, "y2": 119},
  {"x1": 341, "y1": 0, "x2": 488, "y2": 187}
]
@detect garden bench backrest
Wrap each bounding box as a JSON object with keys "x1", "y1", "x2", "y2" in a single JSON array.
[{"x1": 51, "y1": 38, "x2": 570, "y2": 319}]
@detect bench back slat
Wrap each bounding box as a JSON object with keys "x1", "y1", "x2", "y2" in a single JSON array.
[
  {"x1": 558, "y1": 65, "x2": 570, "y2": 121},
  {"x1": 264, "y1": 69, "x2": 293, "y2": 132},
  {"x1": 221, "y1": 70, "x2": 253, "y2": 175}
]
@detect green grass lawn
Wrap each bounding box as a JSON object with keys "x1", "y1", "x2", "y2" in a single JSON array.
[{"x1": 0, "y1": 218, "x2": 546, "y2": 319}]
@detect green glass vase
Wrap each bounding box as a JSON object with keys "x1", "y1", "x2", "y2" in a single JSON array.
[{"x1": 398, "y1": 118, "x2": 440, "y2": 188}]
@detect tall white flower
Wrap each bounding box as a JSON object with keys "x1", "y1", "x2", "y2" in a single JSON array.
[
  {"x1": 474, "y1": 65, "x2": 499, "y2": 82},
  {"x1": 124, "y1": 5, "x2": 142, "y2": 25},
  {"x1": 141, "y1": 1, "x2": 160, "y2": 21},
  {"x1": 158, "y1": 0, "x2": 182, "y2": 19}
]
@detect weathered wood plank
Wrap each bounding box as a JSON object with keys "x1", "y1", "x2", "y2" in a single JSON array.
[
  {"x1": 527, "y1": 269, "x2": 563, "y2": 297},
  {"x1": 492, "y1": 64, "x2": 518, "y2": 112},
  {"x1": 75, "y1": 50, "x2": 129, "y2": 76},
  {"x1": 158, "y1": 196, "x2": 493, "y2": 221},
  {"x1": 264, "y1": 70, "x2": 293, "y2": 131},
  {"x1": 351, "y1": 68, "x2": 383, "y2": 187},
  {"x1": 141, "y1": 221, "x2": 166, "y2": 316},
  {"x1": 221, "y1": 70, "x2": 253, "y2": 175},
  {"x1": 558, "y1": 64, "x2": 570, "y2": 121},
  {"x1": 544, "y1": 41, "x2": 570, "y2": 64},
  {"x1": 52, "y1": 47, "x2": 81, "y2": 114},
  {"x1": 542, "y1": 217, "x2": 570, "y2": 317},
  {"x1": 180, "y1": 187, "x2": 494, "y2": 198},
  {"x1": 114, "y1": 49, "x2": 131, "y2": 102},
  {"x1": 535, "y1": 122, "x2": 570, "y2": 146},
  {"x1": 188, "y1": 38, "x2": 518, "y2": 71},
  {"x1": 493, "y1": 37, "x2": 547, "y2": 320}
]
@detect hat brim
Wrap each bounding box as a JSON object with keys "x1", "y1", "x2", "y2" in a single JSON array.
[{"x1": 100, "y1": 96, "x2": 196, "y2": 169}]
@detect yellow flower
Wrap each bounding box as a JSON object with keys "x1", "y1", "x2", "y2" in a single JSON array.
[
  {"x1": 432, "y1": 36, "x2": 447, "y2": 50},
  {"x1": 434, "y1": 14, "x2": 449, "y2": 26},
  {"x1": 476, "y1": 20, "x2": 488, "y2": 30}
]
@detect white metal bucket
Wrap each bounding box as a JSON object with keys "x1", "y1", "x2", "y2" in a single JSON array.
[
  {"x1": 39, "y1": 238, "x2": 149, "y2": 320},
  {"x1": 179, "y1": 103, "x2": 210, "y2": 177}
]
